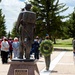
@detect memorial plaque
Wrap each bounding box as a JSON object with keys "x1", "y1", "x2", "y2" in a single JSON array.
[{"x1": 14, "y1": 69, "x2": 28, "y2": 75}]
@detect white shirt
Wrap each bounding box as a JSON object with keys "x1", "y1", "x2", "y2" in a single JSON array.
[{"x1": 1, "y1": 41, "x2": 9, "y2": 52}]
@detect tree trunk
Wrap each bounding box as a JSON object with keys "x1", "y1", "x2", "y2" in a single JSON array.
[{"x1": 54, "y1": 38, "x2": 56, "y2": 44}]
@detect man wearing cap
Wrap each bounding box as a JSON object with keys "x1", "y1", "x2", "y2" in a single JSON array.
[
  {"x1": 44, "y1": 35, "x2": 52, "y2": 70},
  {"x1": 39, "y1": 34, "x2": 53, "y2": 70}
]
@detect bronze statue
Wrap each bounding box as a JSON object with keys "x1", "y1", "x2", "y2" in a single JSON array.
[{"x1": 16, "y1": 4, "x2": 36, "y2": 59}]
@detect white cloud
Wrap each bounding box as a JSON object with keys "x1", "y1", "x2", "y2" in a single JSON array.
[
  {"x1": 59, "y1": 0, "x2": 75, "y2": 6},
  {"x1": 0, "y1": 0, "x2": 75, "y2": 32},
  {"x1": 59, "y1": 0, "x2": 75, "y2": 17},
  {"x1": 0, "y1": 0, "x2": 25, "y2": 33}
]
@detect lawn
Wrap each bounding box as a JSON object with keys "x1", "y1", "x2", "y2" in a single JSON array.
[{"x1": 53, "y1": 38, "x2": 73, "y2": 47}]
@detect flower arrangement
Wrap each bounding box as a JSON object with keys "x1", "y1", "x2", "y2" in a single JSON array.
[{"x1": 39, "y1": 39, "x2": 53, "y2": 56}]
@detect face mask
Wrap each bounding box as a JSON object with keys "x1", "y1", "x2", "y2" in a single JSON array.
[
  {"x1": 4, "y1": 39, "x2": 7, "y2": 41},
  {"x1": 34, "y1": 39, "x2": 37, "y2": 41}
]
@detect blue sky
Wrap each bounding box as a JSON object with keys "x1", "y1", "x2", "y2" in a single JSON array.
[{"x1": 0, "y1": 0, "x2": 75, "y2": 33}]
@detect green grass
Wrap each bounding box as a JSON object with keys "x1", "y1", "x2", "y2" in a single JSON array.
[{"x1": 53, "y1": 38, "x2": 73, "y2": 47}]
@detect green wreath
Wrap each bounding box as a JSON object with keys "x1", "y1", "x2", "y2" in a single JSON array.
[{"x1": 39, "y1": 39, "x2": 53, "y2": 56}]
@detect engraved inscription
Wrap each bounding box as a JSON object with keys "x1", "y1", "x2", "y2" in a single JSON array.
[{"x1": 14, "y1": 69, "x2": 28, "y2": 75}]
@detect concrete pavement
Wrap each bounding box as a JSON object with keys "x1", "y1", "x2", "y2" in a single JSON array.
[
  {"x1": 50, "y1": 51, "x2": 75, "y2": 75},
  {"x1": 0, "y1": 50, "x2": 75, "y2": 75}
]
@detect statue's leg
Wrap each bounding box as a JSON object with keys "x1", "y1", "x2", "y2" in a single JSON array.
[
  {"x1": 24, "y1": 35, "x2": 32, "y2": 59},
  {"x1": 23, "y1": 24, "x2": 34, "y2": 59},
  {"x1": 19, "y1": 41, "x2": 24, "y2": 59},
  {"x1": 19, "y1": 26, "x2": 24, "y2": 59}
]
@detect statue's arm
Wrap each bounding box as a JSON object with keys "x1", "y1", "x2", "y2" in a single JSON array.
[{"x1": 16, "y1": 12, "x2": 23, "y2": 32}]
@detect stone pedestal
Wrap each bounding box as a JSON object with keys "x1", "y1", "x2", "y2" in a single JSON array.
[{"x1": 7, "y1": 59, "x2": 40, "y2": 75}]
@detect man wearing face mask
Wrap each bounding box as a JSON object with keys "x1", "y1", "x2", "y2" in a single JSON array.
[
  {"x1": 1, "y1": 37, "x2": 9, "y2": 64},
  {"x1": 31, "y1": 36, "x2": 40, "y2": 59}
]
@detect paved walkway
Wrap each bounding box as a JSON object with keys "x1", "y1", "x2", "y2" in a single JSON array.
[{"x1": 0, "y1": 50, "x2": 75, "y2": 75}]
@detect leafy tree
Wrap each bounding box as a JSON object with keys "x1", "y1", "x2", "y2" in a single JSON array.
[
  {"x1": 7, "y1": 31, "x2": 11, "y2": 39},
  {"x1": 67, "y1": 7, "x2": 75, "y2": 38},
  {"x1": 30, "y1": 0, "x2": 68, "y2": 40},
  {"x1": 0, "y1": 1, "x2": 6, "y2": 38},
  {"x1": 11, "y1": 22, "x2": 19, "y2": 38}
]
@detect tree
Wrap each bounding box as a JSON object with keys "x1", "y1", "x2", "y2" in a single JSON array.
[
  {"x1": 67, "y1": 7, "x2": 75, "y2": 38},
  {"x1": 11, "y1": 22, "x2": 19, "y2": 38},
  {"x1": 7, "y1": 31, "x2": 11, "y2": 39},
  {"x1": 0, "y1": 1, "x2": 6, "y2": 38},
  {"x1": 30, "y1": 0, "x2": 68, "y2": 40}
]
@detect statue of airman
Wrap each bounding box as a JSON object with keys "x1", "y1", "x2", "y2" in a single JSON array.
[{"x1": 16, "y1": 4, "x2": 36, "y2": 59}]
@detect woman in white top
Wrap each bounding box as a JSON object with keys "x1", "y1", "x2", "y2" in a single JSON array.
[{"x1": 1, "y1": 37, "x2": 9, "y2": 64}]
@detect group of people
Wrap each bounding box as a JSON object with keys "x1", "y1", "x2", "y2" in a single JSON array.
[
  {"x1": 0, "y1": 34, "x2": 53, "y2": 71},
  {"x1": 0, "y1": 35, "x2": 41, "y2": 64},
  {"x1": 0, "y1": 36, "x2": 20, "y2": 64}
]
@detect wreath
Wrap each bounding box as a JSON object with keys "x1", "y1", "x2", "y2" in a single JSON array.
[{"x1": 39, "y1": 39, "x2": 53, "y2": 57}]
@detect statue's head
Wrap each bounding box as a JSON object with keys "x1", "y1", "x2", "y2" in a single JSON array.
[{"x1": 25, "y1": 4, "x2": 32, "y2": 11}]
